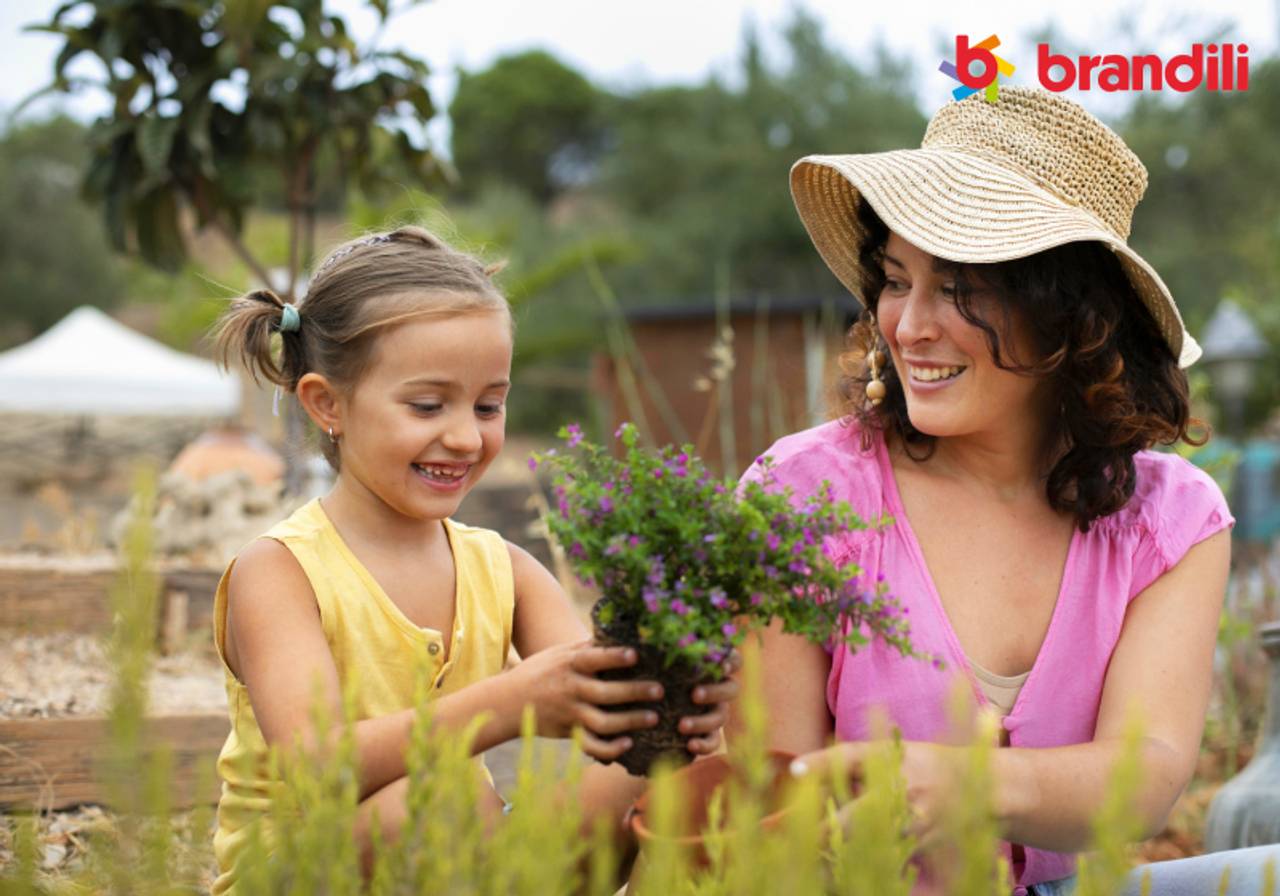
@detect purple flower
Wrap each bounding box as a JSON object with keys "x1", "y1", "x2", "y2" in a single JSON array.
[
  {"x1": 763, "y1": 565, "x2": 778, "y2": 579},
  {"x1": 678, "y1": 633, "x2": 697, "y2": 648},
  {"x1": 703, "y1": 534, "x2": 716, "y2": 543},
  {"x1": 792, "y1": 541, "x2": 806, "y2": 555},
  {"x1": 599, "y1": 496, "x2": 613, "y2": 513},
  {"x1": 653, "y1": 467, "x2": 664, "y2": 479},
  {"x1": 628, "y1": 535, "x2": 642, "y2": 548},
  {"x1": 643, "y1": 588, "x2": 662, "y2": 613},
  {"x1": 565, "y1": 423, "x2": 584, "y2": 448},
  {"x1": 615, "y1": 423, "x2": 629, "y2": 439},
  {"x1": 707, "y1": 648, "x2": 725, "y2": 664},
  {"x1": 528, "y1": 456, "x2": 539, "y2": 471},
  {"x1": 569, "y1": 542, "x2": 586, "y2": 559},
  {"x1": 605, "y1": 543, "x2": 622, "y2": 556},
  {"x1": 788, "y1": 560, "x2": 810, "y2": 575},
  {"x1": 749, "y1": 593, "x2": 764, "y2": 607},
  {"x1": 721, "y1": 623, "x2": 737, "y2": 638},
  {"x1": 670, "y1": 599, "x2": 690, "y2": 616},
  {"x1": 646, "y1": 556, "x2": 666, "y2": 586},
  {"x1": 709, "y1": 589, "x2": 729, "y2": 609},
  {"x1": 766, "y1": 533, "x2": 781, "y2": 551}
]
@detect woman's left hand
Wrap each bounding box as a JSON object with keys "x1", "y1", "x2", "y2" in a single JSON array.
[
  {"x1": 681, "y1": 649, "x2": 743, "y2": 755},
  {"x1": 790, "y1": 739, "x2": 967, "y2": 852}
]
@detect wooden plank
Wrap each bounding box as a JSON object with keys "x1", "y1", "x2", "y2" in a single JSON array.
[
  {"x1": 0, "y1": 713, "x2": 228, "y2": 810},
  {"x1": 0, "y1": 567, "x2": 220, "y2": 634}
]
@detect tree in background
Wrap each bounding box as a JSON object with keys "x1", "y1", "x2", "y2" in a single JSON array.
[
  {"x1": 0, "y1": 116, "x2": 124, "y2": 345},
  {"x1": 587, "y1": 10, "x2": 926, "y2": 302},
  {"x1": 450, "y1": 50, "x2": 606, "y2": 204},
  {"x1": 28, "y1": 0, "x2": 441, "y2": 300}
]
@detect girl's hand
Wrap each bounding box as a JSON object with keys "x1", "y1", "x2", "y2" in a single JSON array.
[
  {"x1": 505, "y1": 639, "x2": 662, "y2": 761},
  {"x1": 681, "y1": 649, "x2": 742, "y2": 755},
  {"x1": 790, "y1": 739, "x2": 965, "y2": 853}
]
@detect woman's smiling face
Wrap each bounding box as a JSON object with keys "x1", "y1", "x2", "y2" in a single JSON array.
[{"x1": 874, "y1": 231, "x2": 1054, "y2": 440}]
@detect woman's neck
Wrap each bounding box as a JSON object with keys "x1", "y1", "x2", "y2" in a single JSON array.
[
  {"x1": 900, "y1": 417, "x2": 1064, "y2": 504},
  {"x1": 321, "y1": 474, "x2": 446, "y2": 553}
]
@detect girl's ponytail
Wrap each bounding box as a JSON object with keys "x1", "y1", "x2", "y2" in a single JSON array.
[{"x1": 213, "y1": 289, "x2": 304, "y2": 390}]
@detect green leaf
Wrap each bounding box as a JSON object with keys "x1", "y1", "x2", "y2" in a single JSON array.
[{"x1": 136, "y1": 114, "x2": 180, "y2": 177}]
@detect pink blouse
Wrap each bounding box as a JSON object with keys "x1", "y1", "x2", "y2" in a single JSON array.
[{"x1": 741, "y1": 417, "x2": 1234, "y2": 889}]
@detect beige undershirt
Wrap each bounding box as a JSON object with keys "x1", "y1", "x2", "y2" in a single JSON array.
[{"x1": 966, "y1": 653, "x2": 1032, "y2": 717}]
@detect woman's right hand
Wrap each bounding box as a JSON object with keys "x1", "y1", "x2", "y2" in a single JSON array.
[{"x1": 503, "y1": 639, "x2": 662, "y2": 761}]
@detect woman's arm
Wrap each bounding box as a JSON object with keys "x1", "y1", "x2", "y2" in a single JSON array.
[
  {"x1": 727, "y1": 617, "x2": 835, "y2": 754},
  {"x1": 993, "y1": 526, "x2": 1231, "y2": 850},
  {"x1": 800, "y1": 527, "x2": 1231, "y2": 853}
]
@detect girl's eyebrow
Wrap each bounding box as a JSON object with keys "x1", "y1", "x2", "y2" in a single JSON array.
[
  {"x1": 883, "y1": 252, "x2": 951, "y2": 274},
  {"x1": 402, "y1": 377, "x2": 511, "y2": 388}
]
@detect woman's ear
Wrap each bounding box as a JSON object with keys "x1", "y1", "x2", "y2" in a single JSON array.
[{"x1": 296, "y1": 372, "x2": 344, "y2": 437}]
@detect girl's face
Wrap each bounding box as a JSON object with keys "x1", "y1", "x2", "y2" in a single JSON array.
[
  {"x1": 875, "y1": 231, "x2": 1052, "y2": 441},
  {"x1": 335, "y1": 310, "x2": 513, "y2": 522}
]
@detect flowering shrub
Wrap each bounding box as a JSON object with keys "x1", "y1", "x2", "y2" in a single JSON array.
[{"x1": 531, "y1": 422, "x2": 921, "y2": 680}]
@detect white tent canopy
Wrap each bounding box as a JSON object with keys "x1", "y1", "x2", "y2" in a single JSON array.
[{"x1": 0, "y1": 306, "x2": 240, "y2": 416}]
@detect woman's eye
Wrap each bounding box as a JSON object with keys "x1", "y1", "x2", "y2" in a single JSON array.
[
  {"x1": 884, "y1": 278, "x2": 906, "y2": 292},
  {"x1": 941, "y1": 285, "x2": 958, "y2": 299}
]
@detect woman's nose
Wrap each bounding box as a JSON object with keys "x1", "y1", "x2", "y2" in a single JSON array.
[{"x1": 894, "y1": 288, "x2": 942, "y2": 347}]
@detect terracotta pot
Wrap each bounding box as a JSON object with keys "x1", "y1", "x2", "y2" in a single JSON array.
[{"x1": 628, "y1": 750, "x2": 797, "y2": 867}]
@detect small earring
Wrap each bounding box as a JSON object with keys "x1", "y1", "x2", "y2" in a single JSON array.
[
  {"x1": 328, "y1": 426, "x2": 338, "y2": 444},
  {"x1": 865, "y1": 312, "x2": 887, "y2": 407}
]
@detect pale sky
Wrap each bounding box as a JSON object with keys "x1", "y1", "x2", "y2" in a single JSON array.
[{"x1": 2, "y1": 0, "x2": 1275, "y2": 148}]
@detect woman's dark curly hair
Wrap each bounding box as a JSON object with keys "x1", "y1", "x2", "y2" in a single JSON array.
[{"x1": 837, "y1": 198, "x2": 1208, "y2": 532}]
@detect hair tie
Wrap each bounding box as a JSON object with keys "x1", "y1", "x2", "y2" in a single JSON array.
[{"x1": 278, "y1": 304, "x2": 301, "y2": 333}]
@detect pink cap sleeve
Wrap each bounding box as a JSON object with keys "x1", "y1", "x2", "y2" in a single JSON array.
[{"x1": 1128, "y1": 452, "x2": 1235, "y2": 600}]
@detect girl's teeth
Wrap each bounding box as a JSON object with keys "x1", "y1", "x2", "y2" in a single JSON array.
[
  {"x1": 416, "y1": 464, "x2": 464, "y2": 481},
  {"x1": 910, "y1": 365, "x2": 965, "y2": 382}
]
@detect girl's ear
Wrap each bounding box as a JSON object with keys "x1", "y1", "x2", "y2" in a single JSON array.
[{"x1": 296, "y1": 373, "x2": 344, "y2": 437}]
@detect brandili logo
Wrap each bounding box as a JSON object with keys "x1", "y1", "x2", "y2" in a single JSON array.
[
  {"x1": 941, "y1": 34, "x2": 1250, "y2": 99},
  {"x1": 939, "y1": 35, "x2": 1015, "y2": 102}
]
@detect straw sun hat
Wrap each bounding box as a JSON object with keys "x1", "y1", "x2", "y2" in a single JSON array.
[{"x1": 790, "y1": 85, "x2": 1201, "y2": 368}]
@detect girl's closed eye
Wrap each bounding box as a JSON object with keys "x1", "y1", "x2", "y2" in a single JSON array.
[
  {"x1": 409, "y1": 401, "x2": 442, "y2": 415},
  {"x1": 476, "y1": 402, "x2": 505, "y2": 417}
]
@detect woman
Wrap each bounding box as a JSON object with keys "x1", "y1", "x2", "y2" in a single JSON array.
[{"x1": 737, "y1": 86, "x2": 1271, "y2": 895}]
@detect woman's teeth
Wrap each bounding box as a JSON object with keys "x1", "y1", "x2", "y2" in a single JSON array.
[
  {"x1": 414, "y1": 464, "x2": 466, "y2": 482},
  {"x1": 909, "y1": 365, "x2": 966, "y2": 382}
]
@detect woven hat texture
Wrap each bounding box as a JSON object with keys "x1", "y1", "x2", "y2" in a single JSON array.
[{"x1": 790, "y1": 85, "x2": 1200, "y2": 367}]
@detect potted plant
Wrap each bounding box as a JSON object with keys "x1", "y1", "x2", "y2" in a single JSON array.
[{"x1": 531, "y1": 422, "x2": 920, "y2": 775}]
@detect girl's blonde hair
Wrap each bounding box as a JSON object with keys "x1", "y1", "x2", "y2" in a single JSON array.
[{"x1": 214, "y1": 225, "x2": 510, "y2": 468}]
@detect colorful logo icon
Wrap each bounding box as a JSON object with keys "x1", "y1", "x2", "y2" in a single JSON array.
[{"x1": 939, "y1": 35, "x2": 1016, "y2": 102}]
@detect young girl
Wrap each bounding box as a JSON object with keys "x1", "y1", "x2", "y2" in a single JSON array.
[{"x1": 208, "y1": 226, "x2": 735, "y2": 893}]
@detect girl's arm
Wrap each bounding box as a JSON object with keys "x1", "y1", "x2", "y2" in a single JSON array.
[
  {"x1": 226, "y1": 537, "x2": 648, "y2": 803},
  {"x1": 797, "y1": 527, "x2": 1231, "y2": 854},
  {"x1": 506, "y1": 542, "x2": 738, "y2": 835}
]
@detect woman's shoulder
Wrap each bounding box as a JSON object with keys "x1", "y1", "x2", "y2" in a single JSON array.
[
  {"x1": 1095, "y1": 448, "x2": 1234, "y2": 561},
  {"x1": 740, "y1": 416, "x2": 883, "y2": 509}
]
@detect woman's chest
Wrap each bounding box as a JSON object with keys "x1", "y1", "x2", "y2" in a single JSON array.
[{"x1": 893, "y1": 480, "x2": 1077, "y2": 677}]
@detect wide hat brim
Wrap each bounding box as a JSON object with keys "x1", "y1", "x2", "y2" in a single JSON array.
[{"x1": 790, "y1": 149, "x2": 1201, "y2": 368}]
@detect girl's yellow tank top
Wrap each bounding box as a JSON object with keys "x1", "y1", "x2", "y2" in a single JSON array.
[{"x1": 209, "y1": 498, "x2": 514, "y2": 894}]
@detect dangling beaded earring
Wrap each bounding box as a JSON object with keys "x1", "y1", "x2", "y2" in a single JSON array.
[{"x1": 865, "y1": 312, "x2": 887, "y2": 407}]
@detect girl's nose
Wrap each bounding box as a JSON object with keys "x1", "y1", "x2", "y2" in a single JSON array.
[{"x1": 442, "y1": 414, "x2": 483, "y2": 454}]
